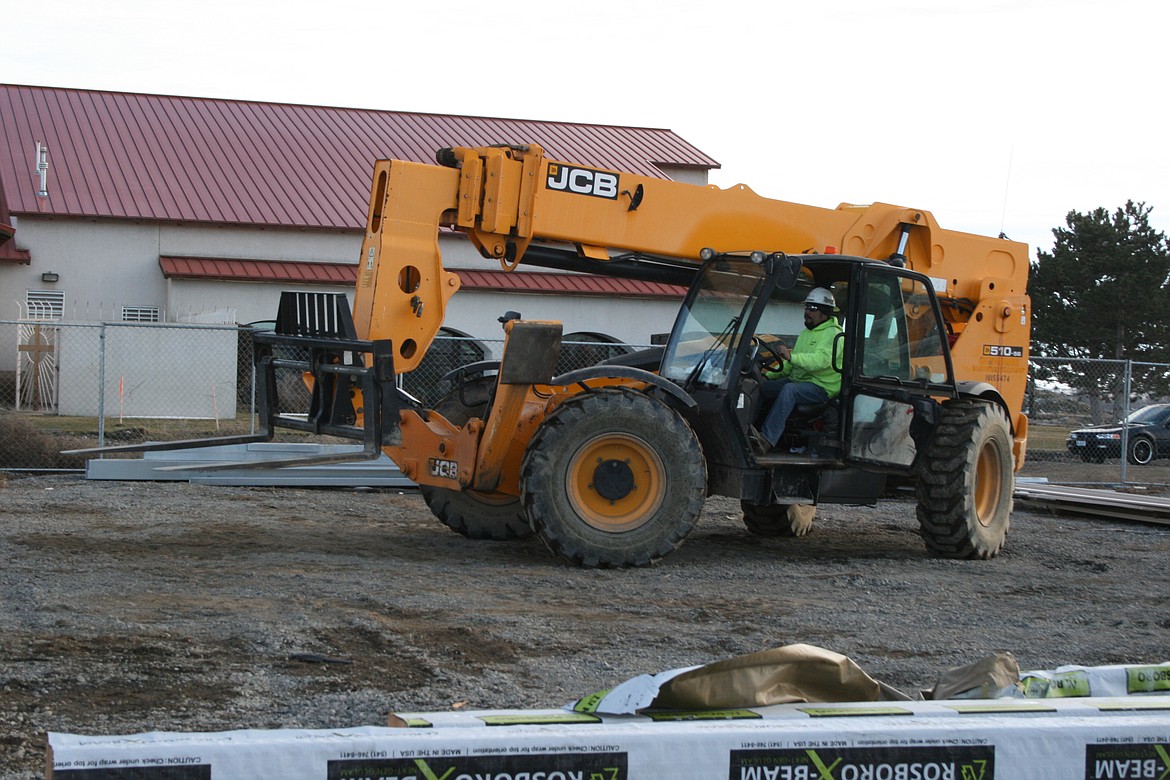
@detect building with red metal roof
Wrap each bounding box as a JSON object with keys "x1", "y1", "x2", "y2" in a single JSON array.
[{"x1": 0, "y1": 84, "x2": 712, "y2": 345}]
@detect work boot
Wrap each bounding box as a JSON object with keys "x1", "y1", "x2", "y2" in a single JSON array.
[{"x1": 749, "y1": 426, "x2": 771, "y2": 456}]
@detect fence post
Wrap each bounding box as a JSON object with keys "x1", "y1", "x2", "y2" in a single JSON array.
[
  {"x1": 250, "y1": 354, "x2": 257, "y2": 434},
  {"x1": 1119, "y1": 359, "x2": 1132, "y2": 484},
  {"x1": 97, "y1": 324, "x2": 107, "y2": 449}
]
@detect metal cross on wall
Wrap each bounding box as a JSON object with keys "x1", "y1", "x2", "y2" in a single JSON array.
[{"x1": 17, "y1": 323, "x2": 58, "y2": 410}]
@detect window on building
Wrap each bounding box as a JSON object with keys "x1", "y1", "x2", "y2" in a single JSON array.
[
  {"x1": 25, "y1": 290, "x2": 64, "y2": 320},
  {"x1": 122, "y1": 306, "x2": 161, "y2": 323}
]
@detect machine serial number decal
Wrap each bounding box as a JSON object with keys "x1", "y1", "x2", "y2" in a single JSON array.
[
  {"x1": 983, "y1": 345, "x2": 1025, "y2": 358},
  {"x1": 546, "y1": 163, "x2": 619, "y2": 199},
  {"x1": 428, "y1": 458, "x2": 459, "y2": 479}
]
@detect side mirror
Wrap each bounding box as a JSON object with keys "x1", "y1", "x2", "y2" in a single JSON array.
[{"x1": 770, "y1": 254, "x2": 804, "y2": 289}]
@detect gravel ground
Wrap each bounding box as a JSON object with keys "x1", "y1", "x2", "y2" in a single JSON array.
[{"x1": 3, "y1": 464, "x2": 1170, "y2": 779}]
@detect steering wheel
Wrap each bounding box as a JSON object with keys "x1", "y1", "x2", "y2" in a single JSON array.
[{"x1": 752, "y1": 336, "x2": 786, "y2": 371}]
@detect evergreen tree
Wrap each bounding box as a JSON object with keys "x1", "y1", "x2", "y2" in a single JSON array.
[
  {"x1": 1030, "y1": 201, "x2": 1170, "y2": 401},
  {"x1": 1032, "y1": 200, "x2": 1169, "y2": 359}
]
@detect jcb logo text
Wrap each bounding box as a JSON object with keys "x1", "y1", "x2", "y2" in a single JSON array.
[
  {"x1": 547, "y1": 164, "x2": 619, "y2": 199},
  {"x1": 429, "y1": 458, "x2": 459, "y2": 479}
]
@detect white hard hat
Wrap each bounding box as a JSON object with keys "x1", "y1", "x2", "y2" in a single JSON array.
[{"x1": 804, "y1": 287, "x2": 837, "y2": 310}]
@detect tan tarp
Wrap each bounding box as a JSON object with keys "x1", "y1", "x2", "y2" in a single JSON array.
[
  {"x1": 647, "y1": 645, "x2": 1022, "y2": 710},
  {"x1": 928, "y1": 652, "x2": 1021, "y2": 700},
  {"x1": 567, "y1": 644, "x2": 1027, "y2": 715},
  {"x1": 650, "y1": 644, "x2": 906, "y2": 709}
]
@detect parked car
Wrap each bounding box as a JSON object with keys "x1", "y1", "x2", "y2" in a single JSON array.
[{"x1": 1066, "y1": 403, "x2": 1170, "y2": 465}]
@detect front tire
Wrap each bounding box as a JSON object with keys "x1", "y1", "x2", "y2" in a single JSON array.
[
  {"x1": 916, "y1": 401, "x2": 1013, "y2": 559},
  {"x1": 419, "y1": 376, "x2": 533, "y2": 541},
  {"x1": 520, "y1": 388, "x2": 706, "y2": 568},
  {"x1": 1128, "y1": 436, "x2": 1155, "y2": 465}
]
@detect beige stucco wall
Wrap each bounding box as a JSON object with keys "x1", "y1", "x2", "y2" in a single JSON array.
[
  {"x1": 1, "y1": 217, "x2": 683, "y2": 344},
  {"x1": 0, "y1": 218, "x2": 357, "y2": 321},
  {"x1": 3, "y1": 218, "x2": 163, "y2": 321},
  {"x1": 657, "y1": 165, "x2": 710, "y2": 187}
]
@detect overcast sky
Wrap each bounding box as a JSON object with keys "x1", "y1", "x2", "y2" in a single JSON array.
[{"x1": 5, "y1": 0, "x2": 1168, "y2": 258}]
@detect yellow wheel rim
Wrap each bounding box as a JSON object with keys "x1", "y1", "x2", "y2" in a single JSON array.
[
  {"x1": 566, "y1": 432, "x2": 665, "y2": 532},
  {"x1": 974, "y1": 439, "x2": 1003, "y2": 527}
]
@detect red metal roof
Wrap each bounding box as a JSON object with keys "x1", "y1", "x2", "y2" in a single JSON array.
[
  {"x1": 0, "y1": 241, "x2": 30, "y2": 264},
  {"x1": 454, "y1": 269, "x2": 685, "y2": 297},
  {"x1": 0, "y1": 84, "x2": 719, "y2": 231},
  {"x1": 159, "y1": 256, "x2": 686, "y2": 298},
  {"x1": 159, "y1": 256, "x2": 354, "y2": 284},
  {"x1": 0, "y1": 178, "x2": 26, "y2": 263}
]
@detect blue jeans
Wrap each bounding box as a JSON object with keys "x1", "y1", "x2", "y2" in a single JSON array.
[{"x1": 759, "y1": 379, "x2": 829, "y2": 446}]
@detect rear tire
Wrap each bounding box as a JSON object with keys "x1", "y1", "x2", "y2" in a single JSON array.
[
  {"x1": 420, "y1": 375, "x2": 533, "y2": 541},
  {"x1": 916, "y1": 401, "x2": 1013, "y2": 559},
  {"x1": 1127, "y1": 436, "x2": 1155, "y2": 466},
  {"x1": 421, "y1": 487, "x2": 533, "y2": 541},
  {"x1": 741, "y1": 502, "x2": 814, "y2": 537},
  {"x1": 521, "y1": 388, "x2": 706, "y2": 568}
]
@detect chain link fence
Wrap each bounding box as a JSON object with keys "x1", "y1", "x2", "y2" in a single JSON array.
[
  {"x1": 0, "y1": 320, "x2": 639, "y2": 471},
  {"x1": 1, "y1": 320, "x2": 256, "y2": 470},
  {"x1": 2, "y1": 318, "x2": 1167, "y2": 487},
  {"x1": 1025, "y1": 356, "x2": 1170, "y2": 486}
]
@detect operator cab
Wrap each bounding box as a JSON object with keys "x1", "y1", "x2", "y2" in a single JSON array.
[{"x1": 659, "y1": 250, "x2": 958, "y2": 503}]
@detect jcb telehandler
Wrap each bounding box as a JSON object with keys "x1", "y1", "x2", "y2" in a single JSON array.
[{"x1": 77, "y1": 144, "x2": 1031, "y2": 568}]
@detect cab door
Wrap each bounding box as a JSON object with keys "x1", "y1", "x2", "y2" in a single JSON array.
[{"x1": 840, "y1": 267, "x2": 957, "y2": 472}]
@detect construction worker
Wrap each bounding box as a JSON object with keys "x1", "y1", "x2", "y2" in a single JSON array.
[{"x1": 754, "y1": 287, "x2": 843, "y2": 453}]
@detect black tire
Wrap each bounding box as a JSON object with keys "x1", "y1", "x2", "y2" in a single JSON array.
[
  {"x1": 520, "y1": 388, "x2": 706, "y2": 568},
  {"x1": 421, "y1": 486, "x2": 534, "y2": 541},
  {"x1": 1127, "y1": 436, "x2": 1155, "y2": 466},
  {"x1": 915, "y1": 401, "x2": 1013, "y2": 559},
  {"x1": 419, "y1": 376, "x2": 533, "y2": 541},
  {"x1": 741, "y1": 502, "x2": 799, "y2": 537}
]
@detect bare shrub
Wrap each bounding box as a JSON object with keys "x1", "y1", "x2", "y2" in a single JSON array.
[{"x1": 0, "y1": 414, "x2": 88, "y2": 470}]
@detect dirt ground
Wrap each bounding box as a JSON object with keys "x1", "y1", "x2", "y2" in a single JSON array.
[{"x1": 2, "y1": 460, "x2": 1169, "y2": 778}]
